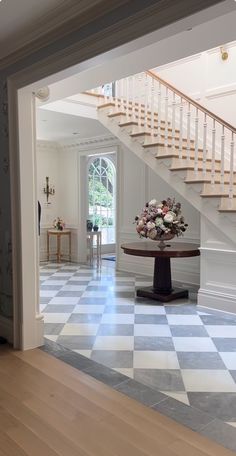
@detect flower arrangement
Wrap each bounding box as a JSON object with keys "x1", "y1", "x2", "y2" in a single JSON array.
[
  {"x1": 134, "y1": 198, "x2": 188, "y2": 240},
  {"x1": 53, "y1": 217, "x2": 65, "y2": 231}
]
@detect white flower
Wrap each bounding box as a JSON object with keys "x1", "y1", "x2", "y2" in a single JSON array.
[
  {"x1": 147, "y1": 221, "x2": 156, "y2": 230},
  {"x1": 148, "y1": 199, "x2": 157, "y2": 207},
  {"x1": 155, "y1": 218, "x2": 163, "y2": 227},
  {"x1": 157, "y1": 203, "x2": 163, "y2": 208},
  {"x1": 157, "y1": 208, "x2": 163, "y2": 215},
  {"x1": 148, "y1": 228, "x2": 157, "y2": 239},
  {"x1": 138, "y1": 220, "x2": 145, "y2": 228},
  {"x1": 164, "y1": 212, "x2": 174, "y2": 224}
]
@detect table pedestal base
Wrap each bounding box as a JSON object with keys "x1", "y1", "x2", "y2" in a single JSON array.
[{"x1": 136, "y1": 287, "x2": 188, "y2": 303}]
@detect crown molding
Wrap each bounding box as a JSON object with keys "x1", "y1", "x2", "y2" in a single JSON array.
[
  {"x1": 60, "y1": 133, "x2": 118, "y2": 150},
  {"x1": 36, "y1": 139, "x2": 61, "y2": 150}
]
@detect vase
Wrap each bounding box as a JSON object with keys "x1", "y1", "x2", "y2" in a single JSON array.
[
  {"x1": 87, "y1": 220, "x2": 93, "y2": 232},
  {"x1": 93, "y1": 225, "x2": 99, "y2": 232},
  {"x1": 154, "y1": 232, "x2": 175, "y2": 248}
]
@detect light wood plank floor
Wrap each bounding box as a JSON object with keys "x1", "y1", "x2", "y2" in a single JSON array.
[{"x1": 0, "y1": 346, "x2": 233, "y2": 456}]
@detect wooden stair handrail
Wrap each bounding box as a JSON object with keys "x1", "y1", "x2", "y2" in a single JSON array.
[{"x1": 147, "y1": 70, "x2": 236, "y2": 134}]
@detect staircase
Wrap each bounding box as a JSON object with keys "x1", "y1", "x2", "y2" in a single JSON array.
[{"x1": 91, "y1": 70, "x2": 236, "y2": 244}]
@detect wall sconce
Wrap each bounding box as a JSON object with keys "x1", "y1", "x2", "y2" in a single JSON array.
[
  {"x1": 220, "y1": 46, "x2": 228, "y2": 61},
  {"x1": 43, "y1": 176, "x2": 55, "y2": 204}
]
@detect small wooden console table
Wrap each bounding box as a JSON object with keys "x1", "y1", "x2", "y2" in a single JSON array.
[
  {"x1": 47, "y1": 229, "x2": 71, "y2": 263},
  {"x1": 121, "y1": 241, "x2": 200, "y2": 303}
]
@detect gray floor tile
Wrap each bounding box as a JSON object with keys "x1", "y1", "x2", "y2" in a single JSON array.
[
  {"x1": 50, "y1": 276, "x2": 71, "y2": 281},
  {"x1": 40, "y1": 297, "x2": 52, "y2": 305},
  {"x1": 152, "y1": 397, "x2": 213, "y2": 431},
  {"x1": 188, "y1": 392, "x2": 236, "y2": 421},
  {"x1": 87, "y1": 286, "x2": 109, "y2": 291},
  {"x1": 170, "y1": 325, "x2": 208, "y2": 337},
  {"x1": 83, "y1": 363, "x2": 128, "y2": 387},
  {"x1": 57, "y1": 351, "x2": 95, "y2": 371},
  {"x1": 91, "y1": 350, "x2": 133, "y2": 368},
  {"x1": 134, "y1": 336, "x2": 175, "y2": 351},
  {"x1": 200, "y1": 419, "x2": 236, "y2": 452},
  {"x1": 115, "y1": 378, "x2": 166, "y2": 406},
  {"x1": 57, "y1": 335, "x2": 95, "y2": 349},
  {"x1": 44, "y1": 323, "x2": 64, "y2": 335},
  {"x1": 111, "y1": 291, "x2": 134, "y2": 298},
  {"x1": 97, "y1": 324, "x2": 134, "y2": 336},
  {"x1": 104, "y1": 305, "x2": 134, "y2": 314},
  {"x1": 177, "y1": 352, "x2": 226, "y2": 369},
  {"x1": 56, "y1": 291, "x2": 83, "y2": 297},
  {"x1": 135, "y1": 315, "x2": 168, "y2": 324},
  {"x1": 68, "y1": 281, "x2": 90, "y2": 286},
  {"x1": 213, "y1": 338, "x2": 236, "y2": 352},
  {"x1": 201, "y1": 315, "x2": 236, "y2": 325},
  {"x1": 43, "y1": 304, "x2": 76, "y2": 313},
  {"x1": 165, "y1": 305, "x2": 197, "y2": 315},
  {"x1": 134, "y1": 369, "x2": 185, "y2": 391},
  {"x1": 41, "y1": 285, "x2": 62, "y2": 290},
  {"x1": 230, "y1": 371, "x2": 236, "y2": 382},
  {"x1": 68, "y1": 313, "x2": 102, "y2": 323},
  {"x1": 79, "y1": 298, "x2": 107, "y2": 305}
]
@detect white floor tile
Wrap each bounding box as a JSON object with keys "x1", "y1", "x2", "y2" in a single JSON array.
[
  {"x1": 43, "y1": 313, "x2": 71, "y2": 323},
  {"x1": 173, "y1": 337, "x2": 217, "y2": 352},
  {"x1": 205, "y1": 325, "x2": 236, "y2": 338},
  {"x1": 219, "y1": 352, "x2": 236, "y2": 369},
  {"x1": 167, "y1": 315, "x2": 203, "y2": 326},
  {"x1": 135, "y1": 305, "x2": 166, "y2": 315},
  {"x1": 45, "y1": 335, "x2": 58, "y2": 342},
  {"x1": 83, "y1": 291, "x2": 108, "y2": 298},
  {"x1": 40, "y1": 304, "x2": 47, "y2": 312},
  {"x1": 182, "y1": 369, "x2": 236, "y2": 392},
  {"x1": 73, "y1": 305, "x2": 105, "y2": 314},
  {"x1": 109, "y1": 286, "x2": 134, "y2": 292},
  {"x1": 68, "y1": 276, "x2": 92, "y2": 282},
  {"x1": 134, "y1": 324, "x2": 171, "y2": 337},
  {"x1": 49, "y1": 297, "x2": 80, "y2": 305},
  {"x1": 52, "y1": 272, "x2": 74, "y2": 277},
  {"x1": 227, "y1": 422, "x2": 236, "y2": 428},
  {"x1": 40, "y1": 290, "x2": 58, "y2": 297},
  {"x1": 73, "y1": 349, "x2": 92, "y2": 357},
  {"x1": 93, "y1": 336, "x2": 134, "y2": 350},
  {"x1": 101, "y1": 314, "x2": 134, "y2": 324},
  {"x1": 163, "y1": 391, "x2": 190, "y2": 406},
  {"x1": 61, "y1": 323, "x2": 99, "y2": 336},
  {"x1": 114, "y1": 368, "x2": 134, "y2": 378},
  {"x1": 134, "y1": 351, "x2": 179, "y2": 369}
]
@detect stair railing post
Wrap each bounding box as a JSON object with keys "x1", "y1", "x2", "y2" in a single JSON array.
[
  {"x1": 171, "y1": 92, "x2": 176, "y2": 151},
  {"x1": 157, "y1": 82, "x2": 162, "y2": 142},
  {"x1": 114, "y1": 80, "x2": 118, "y2": 111},
  {"x1": 150, "y1": 78, "x2": 155, "y2": 140},
  {"x1": 186, "y1": 102, "x2": 191, "y2": 163},
  {"x1": 179, "y1": 98, "x2": 183, "y2": 159},
  {"x1": 220, "y1": 125, "x2": 225, "y2": 191},
  {"x1": 164, "y1": 87, "x2": 169, "y2": 147},
  {"x1": 203, "y1": 113, "x2": 207, "y2": 176},
  {"x1": 211, "y1": 119, "x2": 216, "y2": 186},
  {"x1": 120, "y1": 79, "x2": 124, "y2": 113},
  {"x1": 229, "y1": 132, "x2": 235, "y2": 202},
  {"x1": 194, "y1": 108, "x2": 199, "y2": 174}
]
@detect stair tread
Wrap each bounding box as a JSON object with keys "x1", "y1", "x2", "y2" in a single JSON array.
[
  {"x1": 155, "y1": 153, "x2": 221, "y2": 163},
  {"x1": 170, "y1": 166, "x2": 233, "y2": 174},
  {"x1": 143, "y1": 142, "x2": 204, "y2": 152}
]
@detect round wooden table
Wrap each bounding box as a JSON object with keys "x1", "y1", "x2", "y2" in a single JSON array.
[{"x1": 121, "y1": 241, "x2": 200, "y2": 303}]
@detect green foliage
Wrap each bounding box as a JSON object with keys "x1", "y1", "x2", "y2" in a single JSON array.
[{"x1": 88, "y1": 177, "x2": 113, "y2": 208}]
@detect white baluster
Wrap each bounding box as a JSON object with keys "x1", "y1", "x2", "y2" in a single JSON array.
[
  {"x1": 179, "y1": 98, "x2": 183, "y2": 159},
  {"x1": 164, "y1": 87, "x2": 169, "y2": 147},
  {"x1": 150, "y1": 78, "x2": 155, "y2": 138},
  {"x1": 114, "y1": 81, "x2": 118, "y2": 111},
  {"x1": 126, "y1": 77, "x2": 130, "y2": 121},
  {"x1": 211, "y1": 119, "x2": 216, "y2": 185},
  {"x1": 229, "y1": 132, "x2": 235, "y2": 201},
  {"x1": 138, "y1": 74, "x2": 142, "y2": 128},
  {"x1": 203, "y1": 113, "x2": 207, "y2": 176},
  {"x1": 171, "y1": 93, "x2": 176, "y2": 150},
  {"x1": 194, "y1": 108, "x2": 199, "y2": 174},
  {"x1": 220, "y1": 125, "x2": 225, "y2": 190},
  {"x1": 157, "y1": 82, "x2": 162, "y2": 142},
  {"x1": 144, "y1": 74, "x2": 149, "y2": 132},
  {"x1": 132, "y1": 75, "x2": 136, "y2": 121},
  {"x1": 186, "y1": 103, "x2": 191, "y2": 162},
  {"x1": 120, "y1": 79, "x2": 124, "y2": 112}
]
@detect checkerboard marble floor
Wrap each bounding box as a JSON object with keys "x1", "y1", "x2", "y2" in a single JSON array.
[{"x1": 40, "y1": 262, "x2": 236, "y2": 432}]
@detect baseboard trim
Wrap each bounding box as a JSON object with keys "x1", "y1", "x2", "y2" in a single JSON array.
[
  {"x1": 198, "y1": 288, "x2": 236, "y2": 314},
  {"x1": 0, "y1": 315, "x2": 13, "y2": 344}
]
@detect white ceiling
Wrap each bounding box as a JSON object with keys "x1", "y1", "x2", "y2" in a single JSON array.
[{"x1": 37, "y1": 108, "x2": 109, "y2": 141}]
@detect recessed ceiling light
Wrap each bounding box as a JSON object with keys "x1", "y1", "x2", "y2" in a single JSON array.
[{"x1": 73, "y1": 132, "x2": 79, "y2": 135}]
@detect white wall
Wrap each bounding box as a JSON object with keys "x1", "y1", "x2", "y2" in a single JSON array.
[
  {"x1": 154, "y1": 41, "x2": 236, "y2": 126},
  {"x1": 116, "y1": 144, "x2": 200, "y2": 286}
]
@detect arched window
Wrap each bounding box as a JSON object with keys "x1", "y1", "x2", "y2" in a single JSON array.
[{"x1": 88, "y1": 156, "x2": 116, "y2": 245}]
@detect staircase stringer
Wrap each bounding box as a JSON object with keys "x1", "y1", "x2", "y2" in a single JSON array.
[{"x1": 98, "y1": 110, "x2": 236, "y2": 246}]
